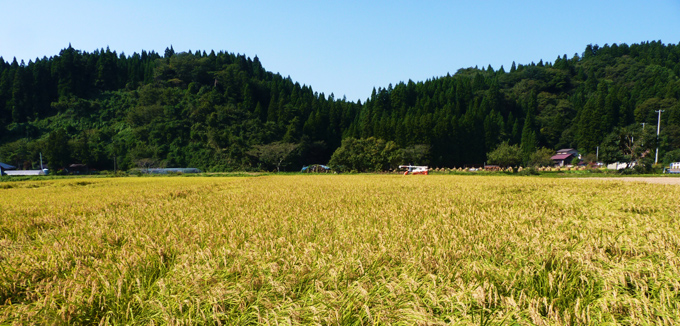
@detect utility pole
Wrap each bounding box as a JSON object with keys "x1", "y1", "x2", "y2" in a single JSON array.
[{"x1": 655, "y1": 110, "x2": 664, "y2": 165}]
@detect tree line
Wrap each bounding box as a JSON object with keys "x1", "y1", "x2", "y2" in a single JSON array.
[{"x1": 1, "y1": 41, "x2": 680, "y2": 172}]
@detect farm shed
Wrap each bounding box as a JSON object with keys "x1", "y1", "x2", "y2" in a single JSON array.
[
  {"x1": 3, "y1": 168, "x2": 48, "y2": 176},
  {"x1": 0, "y1": 162, "x2": 16, "y2": 170},
  {"x1": 0, "y1": 162, "x2": 16, "y2": 176},
  {"x1": 67, "y1": 164, "x2": 89, "y2": 175}
]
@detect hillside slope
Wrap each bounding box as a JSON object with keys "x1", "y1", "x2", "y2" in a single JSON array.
[{"x1": 1, "y1": 41, "x2": 679, "y2": 171}]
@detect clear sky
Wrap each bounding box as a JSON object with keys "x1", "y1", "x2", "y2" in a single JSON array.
[{"x1": 2, "y1": 1, "x2": 679, "y2": 102}]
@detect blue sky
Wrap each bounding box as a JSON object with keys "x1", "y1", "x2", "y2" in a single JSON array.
[{"x1": 2, "y1": 1, "x2": 679, "y2": 101}]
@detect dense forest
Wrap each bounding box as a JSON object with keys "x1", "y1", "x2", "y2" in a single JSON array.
[{"x1": 1, "y1": 41, "x2": 680, "y2": 172}]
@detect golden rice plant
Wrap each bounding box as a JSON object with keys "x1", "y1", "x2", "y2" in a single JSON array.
[{"x1": 1, "y1": 175, "x2": 679, "y2": 325}]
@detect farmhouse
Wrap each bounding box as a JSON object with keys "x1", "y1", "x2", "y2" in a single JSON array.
[{"x1": 551, "y1": 148, "x2": 579, "y2": 167}]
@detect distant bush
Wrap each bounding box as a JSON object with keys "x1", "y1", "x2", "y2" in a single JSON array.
[
  {"x1": 518, "y1": 167, "x2": 540, "y2": 176},
  {"x1": 528, "y1": 148, "x2": 555, "y2": 167},
  {"x1": 663, "y1": 149, "x2": 680, "y2": 165}
]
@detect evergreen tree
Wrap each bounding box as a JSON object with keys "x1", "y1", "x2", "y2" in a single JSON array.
[
  {"x1": 10, "y1": 62, "x2": 32, "y2": 123},
  {"x1": 0, "y1": 68, "x2": 10, "y2": 126},
  {"x1": 164, "y1": 45, "x2": 175, "y2": 58},
  {"x1": 520, "y1": 93, "x2": 538, "y2": 163}
]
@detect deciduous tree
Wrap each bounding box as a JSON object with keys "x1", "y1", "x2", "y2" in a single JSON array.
[
  {"x1": 487, "y1": 141, "x2": 522, "y2": 168},
  {"x1": 248, "y1": 142, "x2": 299, "y2": 172}
]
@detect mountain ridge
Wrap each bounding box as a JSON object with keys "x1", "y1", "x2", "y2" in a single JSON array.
[{"x1": 1, "y1": 41, "x2": 679, "y2": 171}]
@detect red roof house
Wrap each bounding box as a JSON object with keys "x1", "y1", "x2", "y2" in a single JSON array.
[{"x1": 551, "y1": 149, "x2": 579, "y2": 167}]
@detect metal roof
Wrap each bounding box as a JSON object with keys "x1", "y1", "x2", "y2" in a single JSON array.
[
  {"x1": 551, "y1": 153, "x2": 574, "y2": 160},
  {"x1": 0, "y1": 162, "x2": 16, "y2": 170}
]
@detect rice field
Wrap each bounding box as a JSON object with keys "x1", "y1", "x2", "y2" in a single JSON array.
[{"x1": 1, "y1": 175, "x2": 679, "y2": 325}]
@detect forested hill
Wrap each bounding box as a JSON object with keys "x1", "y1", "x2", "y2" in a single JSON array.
[{"x1": 1, "y1": 41, "x2": 680, "y2": 172}]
